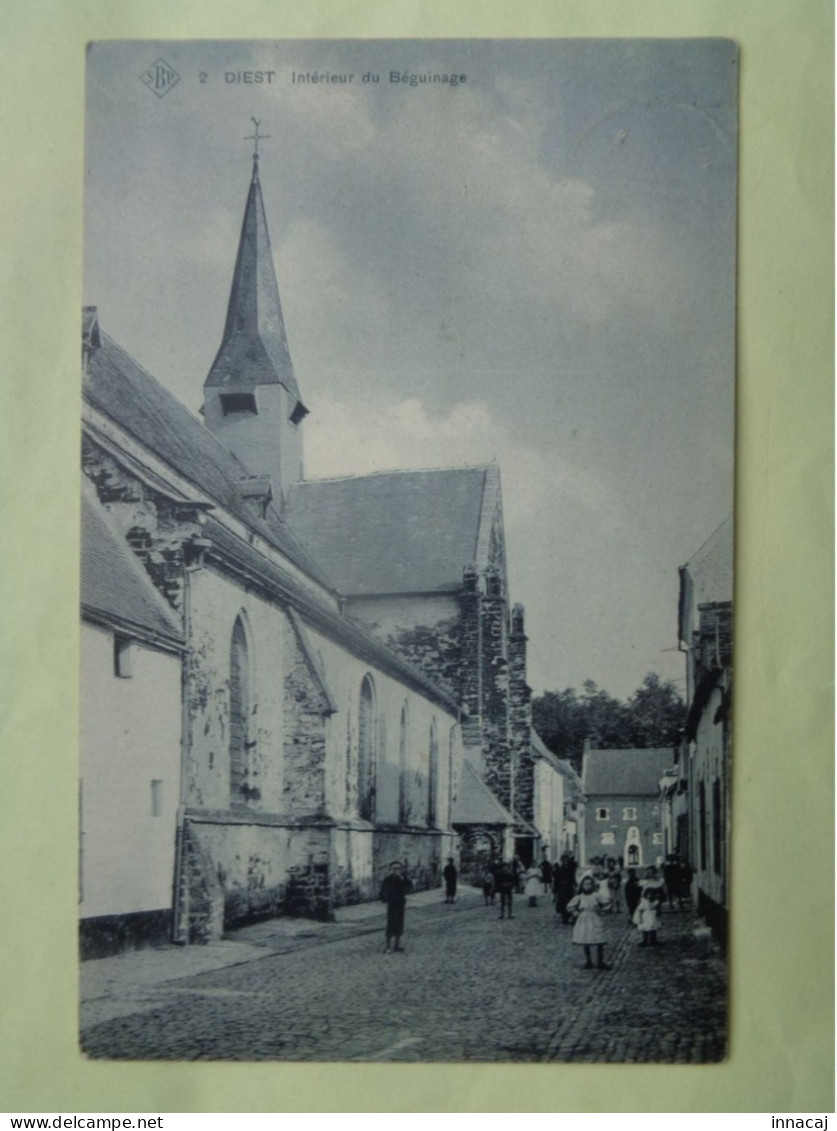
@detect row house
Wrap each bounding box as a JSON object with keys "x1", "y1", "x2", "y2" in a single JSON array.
[{"x1": 676, "y1": 516, "x2": 733, "y2": 943}]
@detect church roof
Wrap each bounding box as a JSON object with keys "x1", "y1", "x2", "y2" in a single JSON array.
[
  {"x1": 531, "y1": 728, "x2": 565, "y2": 772},
  {"x1": 284, "y1": 466, "x2": 493, "y2": 595},
  {"x1": 582, "y1": 748, "x2": 674, "y2": 797},
  {"x1": 84, "y1": 328, "x2": 331, "y2": 590},
  {"x1": 451, "y1": 760, "x2": 514, "y2": 827},
  {"x1": 204, "y1": 158, "x2": 305, "y2": 419},
  {"x1": 81, "y1": 483, "x2": 184, "y2": 647},
  {"x1": 678, "y1": 515, "x2": 733, "y2": 641}
]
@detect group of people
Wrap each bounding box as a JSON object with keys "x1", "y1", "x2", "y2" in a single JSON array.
[
  {"x1": 378, "y1": 851, "x2": 693, "y2": 960},
  {"x1": 559, "y1": 853, "x2": 694, "y2": 968}
]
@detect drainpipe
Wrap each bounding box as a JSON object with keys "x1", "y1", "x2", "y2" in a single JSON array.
[
  {"x1": 171, "y1": 535, "x2": 210, "y2": 944},
  {"x1": 171, "y1": 561, "x2": 192, "y2": 945}
]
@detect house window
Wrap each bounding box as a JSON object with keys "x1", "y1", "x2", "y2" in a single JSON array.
[
  {"x1": 220, "y1": 393, "x2": 257, "y2": 415},
  {"x1": 652, "y1": 832, "x2": 663, "y2": 845},
  {"x1": 596, "y1": 807, "x2": 609, "y2": 821},
  {"x1": 358, "y1": 675, "x2": 377, "y2": 821},
  {"x1": 600, "y1": 832, "x2": 615, "y2": 845},
  {"x1": 622, "y1": 806, "x2": 637, "y2": 821},
  {"x1": 150, "y1": 780, "x2": 163, "y2": 817},
  {"x1": 712, "y1": 777, "x2": 723, "y2": 876}
]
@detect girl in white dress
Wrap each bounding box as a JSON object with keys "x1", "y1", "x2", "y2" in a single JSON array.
[
  {"x1": 566, "y1": 874, "x2": 612, "y2": 969},
  {"x1": 633, "y1": 883, "x2": 663, "y2": 946},
  {"x1": 525, "y1": 866, "x2": 541, "y2": 907}
]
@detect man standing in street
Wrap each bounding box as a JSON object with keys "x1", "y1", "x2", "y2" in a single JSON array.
[
  {"x1": 380, "y1": 860, "x2": 412, "y2": 953},
  {"x1": 495, "y1": 860, "x2": 516, "y2": 920},
  {"x1": 443, "y1": 857, "x2": 458, "y2": 903}
]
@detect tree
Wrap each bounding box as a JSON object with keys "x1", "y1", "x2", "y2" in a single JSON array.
[
  {"x1": 532, "y1": 687, "x2": 586, "y2": 765},
  {"x1": 532, "y1": 672, "x2": 685, "y2": 769},
  {"x1": 579, "y1": 679, "x2": 631, "y2": 751},
  {"x1": 624, "y1": 672, "x2": 686, "y2": 748}
]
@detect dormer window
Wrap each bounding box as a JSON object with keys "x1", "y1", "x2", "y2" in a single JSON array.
[{"x1": 220, "y1": 393, "x2": 257, "y2": 415}]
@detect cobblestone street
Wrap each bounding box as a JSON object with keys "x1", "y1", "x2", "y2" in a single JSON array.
[{"x1": 80, "y1": 886, "x2": 726, "y2": 1063}]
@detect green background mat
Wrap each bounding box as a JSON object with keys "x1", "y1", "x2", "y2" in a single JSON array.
[{"x1": 0, "y1": 0, "x2": 832, "y2": 1114}]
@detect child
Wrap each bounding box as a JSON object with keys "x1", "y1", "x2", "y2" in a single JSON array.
[
  {"x1": 633, "y1": 883, "x2": 662, "y2": 946},
  {"x1": 624, "y1": 868, "x2": 642, "y2": 923},
  {"x1": 606, "y1": 867, "x2": 622, "y2": 914},
  {"x1": 565, "y1": 874, "x2": 612, "y2": 969},
  {"x1": 525, "y1": 865, "x2": 541, "y2": 907},
  {"x1": 482, "y1": 866, "x2": 495, "y2": 906}
]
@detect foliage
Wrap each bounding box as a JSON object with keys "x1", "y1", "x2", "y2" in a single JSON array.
[{"x1": 532, "y1": 672, "x2": 686, "y2": 769}]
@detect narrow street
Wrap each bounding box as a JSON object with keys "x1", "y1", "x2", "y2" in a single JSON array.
[{"x1": 80, "y1": 886, "x2": 727, "y2": 1063}]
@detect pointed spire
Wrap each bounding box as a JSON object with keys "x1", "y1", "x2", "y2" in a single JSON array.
[{"x1": 205, "y1": 145, "x2": 307, "y2": 423}]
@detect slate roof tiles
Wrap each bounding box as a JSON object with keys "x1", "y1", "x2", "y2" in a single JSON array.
[
  {"x1": 582, "y1": 747, "x2": 673, "y2": 797},
  {"x1": 81, "y1": 483, "x2": 184, "y2": 647},
  {"x1": 284, "y1": 466, "x2": 491, "y2": 596}
]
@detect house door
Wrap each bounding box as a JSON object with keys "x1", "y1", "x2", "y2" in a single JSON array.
[{"x1": 624, "y1": 825, "x2": 642, "y2": 868}]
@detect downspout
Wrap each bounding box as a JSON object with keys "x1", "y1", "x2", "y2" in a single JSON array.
[
  {"x1": 172, "y1": 541, "x2": 207, "y2": 943},
  {"x1": 171, "y1": 560, "x2": 192, "y2": 944}
]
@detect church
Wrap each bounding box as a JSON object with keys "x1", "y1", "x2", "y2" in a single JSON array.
[{"x1": 79, "y1": 143, "x2": 567, "y2": 956}]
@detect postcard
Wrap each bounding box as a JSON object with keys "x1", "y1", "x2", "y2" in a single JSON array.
[{"x1": 79, "y1": 38, "x2": 736, "y2": 1063}]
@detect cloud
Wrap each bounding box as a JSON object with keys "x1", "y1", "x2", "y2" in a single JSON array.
[{"x1": 304, "y1": 394, "x2": 618, "y2": 526}]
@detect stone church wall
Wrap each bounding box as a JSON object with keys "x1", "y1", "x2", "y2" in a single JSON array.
[
  {"x1": 345, "y1": 594, "x2": 462, "y2": 699},
  {"x1": 185, "y1": 565, "x2": 287, "y2": 813},
  {"x1": 189, "y1": 817, "x2": 333, "y2": 924},
  {"x1": 311, "y1": 626, "x2": 458, "y2": 831}
]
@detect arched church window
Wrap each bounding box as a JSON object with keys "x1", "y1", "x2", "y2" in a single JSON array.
[
  {"x1": 427, "y1": 719, "x2": 439, "y2": 827},
  {"x1": 447, "y1": 728, "x2": 455, "y2": 829},
  {"x1": 229, "y1": 614, "x2": 253, "y2": 807},
  {"x1": 398, "y1": 703, "x2": 409, "y2": 824},
  {"x1": 358, "y1": 675, "x2": 377, "y2": 821}
]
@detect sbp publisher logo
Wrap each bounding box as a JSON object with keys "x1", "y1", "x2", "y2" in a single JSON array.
[{"x1": 140, "y1": 58, "x2": 181, "y2": 97}]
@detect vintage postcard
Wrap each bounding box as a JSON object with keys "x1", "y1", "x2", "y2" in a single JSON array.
[{"x1": 79, "y1": 39, "x2": 736, "y2": 1063}]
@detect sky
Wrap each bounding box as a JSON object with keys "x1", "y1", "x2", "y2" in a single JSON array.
[{"x1": 84, "y1": 39, "x2": 737, "y2": 700}]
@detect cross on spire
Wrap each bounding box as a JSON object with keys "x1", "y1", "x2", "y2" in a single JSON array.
[{"x1": 245, "y1": 117, "x2": 270, "y2": 163}]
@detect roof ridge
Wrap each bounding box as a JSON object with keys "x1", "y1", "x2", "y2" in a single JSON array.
[
  {"x1": 98, "y1": 331, "x2": 250, "y2": 469},
  {"x1": 682, "y1": 514, "x2": 733, "y2": 569},
  {"x1": 293, "y1": 464, "x2": 493, "y2": 486},
  {"x1": 587, "y1": 747, "x2": 675, "y2": 755},
  {"x1": 89, "y1": 330, "x2": 332, "y2": 590}
]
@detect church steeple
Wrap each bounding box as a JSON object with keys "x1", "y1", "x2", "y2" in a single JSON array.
[{"x1": 203, "y1": 127, "x2": 307, "y2": 501}]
